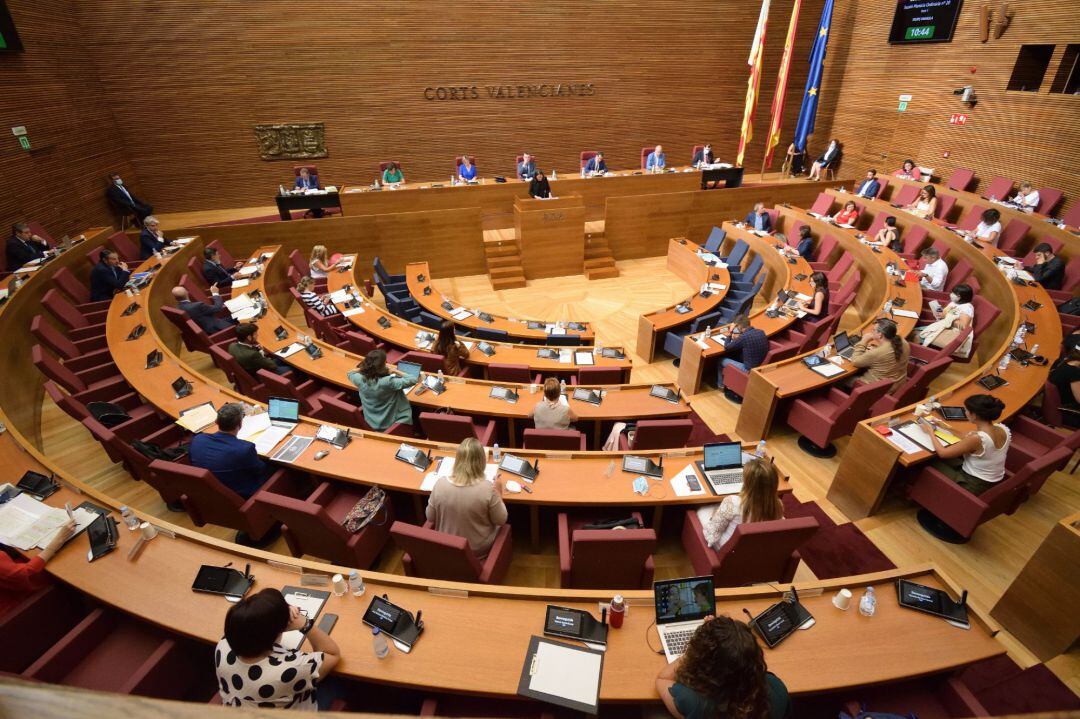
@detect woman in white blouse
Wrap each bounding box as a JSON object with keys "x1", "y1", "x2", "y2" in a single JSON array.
[
  {"x1": 918, "y1": 394, "x2": 1010, "y2": 495},
  {"x1": 308, "y1": 245, "x2": 340, "y2": 279},
  {"x1": 905, "y1": 185, "x2": 937, "y2": 219},
  {"x1": 916, "y1": 283, "x2": 974, "y2": 356},
  {"x1": 968, "y1": 209, "x2": 1001, "y2": 247},
  {"x1": 701, "y1": 458, "x2": 784, "y2": 550}
]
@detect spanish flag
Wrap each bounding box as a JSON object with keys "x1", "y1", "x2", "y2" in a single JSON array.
[
  {"x1": 763, "y1": 0, "x2": 802, "y2": 169},
  {"x1": 736, "y1": 0, "x2": 770, "y2": 167}
]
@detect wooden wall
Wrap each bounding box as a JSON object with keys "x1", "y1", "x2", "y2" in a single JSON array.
[
  {"x1": 813, "y1": 1, "x2": 1080, "y2": 215},
  {"x1": 1, "y1": 0, "x2": 823, "y2": 217}
]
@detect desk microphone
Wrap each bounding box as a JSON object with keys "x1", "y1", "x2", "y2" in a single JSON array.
[
  {"x1": 959, "y1": 590, "x2": 968, "y2": 608},
  {"x1": 415, "y1": 610, "x2": 424, "y2": 630}
]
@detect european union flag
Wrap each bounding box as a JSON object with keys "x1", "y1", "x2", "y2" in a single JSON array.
[{"x1": 792, "y1": 0, "x2": 834, "y2": 152}]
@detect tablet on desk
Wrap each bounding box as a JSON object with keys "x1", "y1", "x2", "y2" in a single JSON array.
[
  {"x1": 192, "y1": 565, "x2": 252, "y2": 599},
  {"x1": 937, "y1": 406, "x2": 967, "y2": 421},
  {"x1": 896, "y1": 579, "x2": 969, "y2": 627}
]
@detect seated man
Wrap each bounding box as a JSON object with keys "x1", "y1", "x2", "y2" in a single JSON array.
[
  {"x1": 717, "y1": 314, "x2": 768, "y2": 397},
  {"x1": 743, "y1": 202, "x2": 772, "y2": 232},
  {"x1": 854, "y1": 169, "x2": 880, "y2": 199},
  {"x1": 918, "y1": 247, "x2": 948, "y2": 292},
  {"x1": 172, "y1": 283, "x2": 234, "y2": 334},
  {"x1": 89, "y1": 249, "x2": 131, "y2": 302},
  {"x1": 105, "y1": 173, "x2": 153, "y2": 221},
  {"x1": 583, "y1": 151, "x2": 607, "y2": 175},
  {"x1": 203, "y1": 246, "x2": 240, "y2": 288},
  {"x1": 294, "y1": 166, "x2": 319, "y2": 191},
  {"x1": 189, "y1": 403, "x2": 273, "y2": 499},
  {"x1": 229, "y1": 322, "x2": 291, "y2": 376},
  {"x1": 139, "y1": 215, "x2": 170, "y2": 260},
  {"x1": 645, "y1": 144, "x2": 666, "y2": 172},
  {"x1": 517, "y1": 152, "x2": 537, "y2": 181},
  {"x1": 1007, "y1": 182, "x2": 1040, "y2": 212},
  {"x1": 6, "y1": 222, "x2": 49, "y2": 273},
  {"x1": 1026, "y1": 242, "x2": 1065, "y2": 291},
  {"x1": 692, "y1": 143, "x2": 715, "y2": 167}
]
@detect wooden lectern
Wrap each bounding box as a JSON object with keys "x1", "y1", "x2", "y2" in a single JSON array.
[{"x1": 514, "y1": 194, "x2": 585, "y2": 279}]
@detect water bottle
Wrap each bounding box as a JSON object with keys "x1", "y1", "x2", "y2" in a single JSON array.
[
  {"x1": 882, "y1": 299, "x2": 893, "y2": 316},
  {"x1": 754, "y1": 440, "x2": 767, "y2": 458},
  {"x1": 120, "y1": 506, "x2": 140, "y2": 531},
  {"x1": 560, "y1": 378, "x2": 566, "y2": 395},
  {"x1": 349, "y1": 570, "x2": 366, "y2": 596},
  {"x1": 998, "y1": 353, "x2": 1011, "y2": 373},
  {"x1": 551, "y1": 168, "x2": 557, "y2": 180},
  {"x1": 437, "y1": 369, "x2": 444, "y2": 382},
  {"x1": 372, "y1": 627, "x2": 389, "y2": 659},
  {"x1": 859, "y1": 586, "x2": 877, "y2": 617},
  {"x1": 492, "y1": 443, "x2": 501, "y2": 462}
]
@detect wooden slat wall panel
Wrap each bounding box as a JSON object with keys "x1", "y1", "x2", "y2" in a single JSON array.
[
  {"x1": 18, "y1": 0, "x2": 821, "y2": 215},
  {"x1": 813, "y1": 1, "x2": 1080, "y2": 216}
]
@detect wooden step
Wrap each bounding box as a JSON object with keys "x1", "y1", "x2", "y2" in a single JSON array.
[
  {"x1": 584, "y1": 257, "x2": 616, "y2": 269},
  {"x1": 484, "y1": 243, "x2": 521, "y2": 258},
  {"x1": 489, "y1": 265, "x2": 525, "y2": 279},
  {"x1": 585, "y1": 266, "x2": 619, "y2": 280},
  {"x1": 487, "y1": 253, "x2": 522, "y2": 269},
  {"x1": 491, "y1": 273, "x2": 526, "y2": 290},
  {"x1": 585, "y1": 245, "x2": 612, "y2": 260}
]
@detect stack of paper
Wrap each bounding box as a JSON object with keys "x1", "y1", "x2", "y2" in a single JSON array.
[
  {"x1": 174, "y1": 236, "x2": 196, "y2": 245},
  {"x1": 557, "y1": 350, "x2": 573, "y2": 364},
  {"x1": 276, "y1": 343, "x2": 306, "y2": 358},
  {"x1": 238, "y1": 411, "x2": 272, "y2": 441},
  {"x1": 236, "y1": 265, "x2": 260, "y2": 277},
  {"x1": 231, "y1": 278, "x2": 251, "y2": 289},
  {"x1": 255, "y1": 426, "x2": 293, "y2": 455},
  {"x1": 420, "y1": 459, "x2": 499, "y2": 491},
  {"x1": 342, "y1": 306, "x2": 365, "y2": 317},
  {"x1": 176, "y1": 403, "x2": 218, "y2": 432},
  {"x1": 224, "y1": 294, "x2": 255, "y2": 314},
  {"x1": 328, "y1": 289, "x2": 351, "y2": 304},
  {"x1": 0, "y1": 494, "x2": 97, "y2": 551},
  {"x1": 450, "y1": 308, "x2": 473, "y2": 321}
]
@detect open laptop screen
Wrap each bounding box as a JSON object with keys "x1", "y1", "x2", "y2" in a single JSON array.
[
  {"x1": 833, "y1": 331, "x2": 851, "y2": 352},
  {"x1": 703, "y1": 442, "x2": 742, "y2": 470},
  {"x1": 268, "y1": 397, "x2": 300, "y2": 424},
  {"x1": 654, "y1": 576, "x2": 716, "y2": 624},
  {"x1": 397, "y1": 361, "x2": 422, "y2": 383}
]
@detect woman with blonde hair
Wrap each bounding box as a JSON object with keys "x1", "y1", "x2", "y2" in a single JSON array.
[
  {"x1": 308, "y1": 245, "x2": 340, "y2": 279},
  {"x1": 296, "y1": 275, "x2": 339, "y2": 316},
  {"x1": 425, "y1": 438, "x2": 508, "y2": 559},
  {"x1": 701, "y1": 458, "x2": 784, "y2": 550}
]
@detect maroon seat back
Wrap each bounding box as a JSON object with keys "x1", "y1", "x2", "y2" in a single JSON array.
[
  {"x1": 809, "y1": 192, "x2": 833, "y2": 215},
  {"x1": 871, "y1": 356, "x2": 952, "y2": 415},
  {"x1": 288, "y1": 249, "x2": 310, "y2": 278},
  {"x1": 316, "y1": 394, "x2": 364, "y2": 427},
  {"x1": 186, "y1": 256, "x2": 207, "y2": 285},
  {"x1": 826, "y1": 253, "x2": 854, "y2": 283},
  {"x1": 343, "y1": 330, "x2": 380, "y2": 355},
  {"x1": 43, "y1": 380, "x2": 90, "y2": 423},
  {"x1": 487, "y1": 364, "x2": 534, "y2": 383},
  {"x1": 935, "y1": 194, "x2": 957, "y2": 221},
  {"x1": 567, "y1": 527, "x2": 656, "y2": 589},
  {"x1": 108, "y1": 231, "x2": 140, "y2": 262},
  {"x1": 391, "y1": 521, "x2": 483, "y2": 582},
  {"x1": 205, "y1": 240, "x2": 236, "y2": 267},
  {"x1": 1061, "y1": 200, "x2": 1080, "y2": 229},
  {"x1": 579, "y1": 150, "x2": 597, "y2": 168},
  {"x1": 944, "y1": 257, "x2": 974, "y2": 291},
  {"x1": 712, "y1": 517, "x2": 819, "y2": 587},
  {"x1": 523, "y1": 429, "x2": 585, "y2": 451},
  {"x1": 956, "y1": 205, "x2": 988, "y2": 232},
  {"x1": 690, "y1": 144, "x2": 704, "y2": 163},
  {"x1": 829, "y1": 378, "x2": 892, "y2": 428},
  {"x1": 51, "y1": 267, "x2": 91, "y2": 305},
  {"x1": 981, "y1": 176, "x2": 1013, "y2": 201},
  {"x1": 1041, "y1": 380, "x2": 1064, "y2": 427},
  {"x1": 947, "y1": 168, "x2": 975, "y2": 191},
  {"x1": 178, "y1": 274, "x2": 207, "y2": 303},
  {"x1": 578, "y1": 366, "x2": 623, "y2": 384},
  {"x1": 208, "y1": 345, "x2": 265, "y2": 400},
  {"x1": 41, "y1": 289, "x2": 90, "y2": 330},
  {"x1": 148, "y1": 459, "x2": 273, "y2": 537},
  {"x1": 420, "y1": 412, "x2": 480, "y2": 443},
  {"x1": 864, "y1": 213, "x2": 890, "y2": 238},
  {"x1": 86, "y1": 245, "x2": 105, "y2": 266},
  {"x1": 1058, "y1": 258, "x2": 1080, "y2": 293},
  {"x1": 982, "y1": 445, "x2": 1071, "y2": 519},
  {"x1": 81, "y1": 416, "x2": 162, "y2": 484},
  {"x1": 998, "y1": 219, "x2": 1030, "y2": 255},
  {"x1": 256, "y1": 369, "x2": 316, "y2": 414},
  {"x1": 891, "y1": 184, "x2": 920, "y2": 207},
  {"x1": 159, "y1": 306, "x2": 198, "y2": 353},
  {"x1": 901, "y1": 225, "x2": 929, "y2": 256},
  {"x1": 640, "y1": 147, "x2": 652, "y2": 169},
  {"x1": 31, "y1": 315, "x2": 83, "y2": 361},
  {"x1": 254, "y1": 485, "x2": 380, "y2": 567},
  {"x1": 32, "y1": 345, "x2": 85, "y2": 394},
  {"x1": 399, "y1": 350, "x2": 444, "y2": 373},
  {"x1": 814, "y1": 236, "x2": 839, "y2": 265},
  {"x1": 629, "y1": 419, "x2": 693, "y2": 450},
  {"x1": 25, "y1": 221, "x2": 54, "y2": 246}
]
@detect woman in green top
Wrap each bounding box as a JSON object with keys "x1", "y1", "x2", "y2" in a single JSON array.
[
  {"x1": 656, "y1": 616, "x2": 790, "y2": 719},
  {"x1": 346, "y1": 349, "x2": 414, "y2": 432},
  {"x1": 382, "y1": 161, "x2": 405, "y2": 185}
]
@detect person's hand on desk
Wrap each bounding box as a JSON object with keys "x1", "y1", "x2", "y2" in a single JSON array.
[
  {"x1": 40, "y1": 519, "x2": 77, "y2": 563},
  {"x1": 286, "y1": 605, "x2": 308, "y2": 632},
  {"x1": 493, "y1": 473, "x2": 506, "y2": 496}
]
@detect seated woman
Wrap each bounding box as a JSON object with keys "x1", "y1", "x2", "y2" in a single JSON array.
[
  {"x1": 656, "y1": 615, "x2": 791, "y2": 719},
  {"x1": 1049, "y1": 333, "x2": 1080, "y2": 428},
  {"x1": 1009, "y1": 182, "x2": 1040, "y2": 212},
  {"x1": 915, "y1": 283, "x2": 974, "y2": 356},
  {"x1": 701, "y1": 458, "x2": 783, "y2": 551},
  {"x1": 296, "y1": 276, "x2": 339, "y2": 316},
  {"x1": 425, "y1": 438, "x2": 508, "y2": 559},
  {"x1": 848, "y1": 318, "x2": 909, "y2": 390},
  {"x1": 308, "y1": 244, "x2": 340, "y2": 280},
  {"x1": 215, "y1": 588, "x2": 341, "y2": 710},
  {"x1": 870, "y1": 216, "x2": 903, "y2": 253},
  {"x1": 432, "y1": 320, "x2": 470, "y2": 376},
  {"x1": 457, "y1": 155, "x2": 478, "y2": 182},
  {"x1": 893, "y1": 159, "x2": 922, "y2": 181},
  {"x1": 382, "y1": 161, "x2": 405, "y2": 185},
  {"x1": 834, "y1": 200, "x2": 860, "y2": 226},
  {"x1": 347, "y1": 349, "x2": 414, "y2": 432},
  {"x1": 967, "y1": 208, "x2": 1002, "y2": 247},
  {"x1": 798, "y1": 271, "x2": 830, "y2": 320},
  {"x1": 1, "y1": 520, "x2": 74, "y2": 617},
  {"x1": 917, "y1": 394, "x2": 1010, "y2": 496},
  {"x1": 529, "y1": 377, "x2": 578, "y2": 430},
  {"x1": 779, "y1": 227, "x2": 813, "y2": 259},
  {"x1": 807, "y1": 139, "x2": 840, "y2": 180},
  {"x1": 905, "y1": 185, "x2": 937, "y2": 219},
  {"x1": 529, "y1": 170, "x2": 552, "y2": 199}
]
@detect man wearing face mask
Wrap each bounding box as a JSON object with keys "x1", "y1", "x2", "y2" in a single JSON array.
[{"x1": 105, "y1": 173, "x2": 154, "y2": 222}]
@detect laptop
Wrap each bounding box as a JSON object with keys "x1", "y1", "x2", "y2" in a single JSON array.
[
  {"x1": 267, "y1": 396, "x2": 300, "y2": 429},
  {"x1": 833, "y1": 331, "x2": 855, "y2": 359},
  {"x1": 397, "y1": 360, "x2": 422, "y2": 385},
  {"x1": 694, "y1": 442, "x2": 745, "y2": 495},
  {"x1": 654, "y1": 576, "x2": 716, "y2": 662}
]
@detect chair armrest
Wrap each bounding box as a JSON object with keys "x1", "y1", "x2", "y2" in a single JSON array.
[
  {"x1": 557, "y1": 513, "x2": 572, "y2": 586},
  {"x1": 826, "y1": 387, "x2": 849, "y2": 405},
  {"x1": 479, "y1": 524, "x2": 513, "y2": 584},
  {"x1": 75, "y1": 363, "x2": 123, "y2": 386},
  {"x1": 111, "y1": 413, "x2": 172, "y2": 443},
  {"x1": 64, "y1": 348, "x2": 116, "y2": 373},
  {"x1": 475, "y1": 419, "x2": 497, "y2": 446},
  {"x1": 306, "y1": 480, "x2": 336, "y2": 506}
]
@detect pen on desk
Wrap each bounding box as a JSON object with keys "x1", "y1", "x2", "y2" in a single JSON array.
[{"x1": 65, "y1": 502, "x2": 75, "y2": 522}]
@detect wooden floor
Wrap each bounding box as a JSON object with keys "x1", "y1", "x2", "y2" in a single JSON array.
[{"x1": 39, "y1": 255, "x2": 1080, "y2": 693}]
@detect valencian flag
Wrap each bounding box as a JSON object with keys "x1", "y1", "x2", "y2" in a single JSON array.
[
  {"x1": 735, "y1": 0, "x2": 770, "y2": 167},
  {"x1": 762, "y1": 0, "x2": 803, "y2": 169},
  {"x1": 792, "y1": 0, "x2": 834, "y2": 152}
]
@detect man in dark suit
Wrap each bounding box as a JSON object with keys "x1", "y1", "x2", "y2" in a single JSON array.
[
  {"x1": 6, "y1": 222, "x2": 49, "y2": 273},
  {"x1": 744, "y1": 203, "x2": 772, "y2": 233},
  {"x1": 517, "y1": 152, "x2": 537, "y2": 180},
  {"x1": 229, "y1": 322, "x2": 291, "y2": 376},
  {"x1": 692, "y1": 144, "x2": 715, "y2": 167},
  {"x1": 171, "y1": 283, "x2": 235, "y2": 334},
  {"x1": 139, "y1": 216, "x2": 170, "y2": 259},
  {"x1": 854, "y1": 169, "x2": 881, "y2": 199},
  {"x1": 294, "y1": 166, "x2": 319, "y2": 190},
  {"x1": 1027, "y1": 243, "x2": 1066, "y2": 291},
  {"x1": 203, "y1": 247, "x2": 239, "y2": 288},
  {"x1": 89, "y1": 249, "x2": 131, "y2": 302},
  {"x1": 189, "y1": 403, "x2": 273, "y2": 499},
  {"x1": 583, "y1": 152, "x2": 607, "y2": 175},
  {"x1": 105, "y1": 173, "x2": 153, "y2": 221}
]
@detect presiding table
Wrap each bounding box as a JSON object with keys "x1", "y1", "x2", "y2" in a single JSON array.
[{"x1": 275, "y1": 188, "x2": 343, "y2": 221}]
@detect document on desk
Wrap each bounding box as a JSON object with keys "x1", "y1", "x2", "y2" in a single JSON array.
[
  {"x1": 421, "y1": 460, "x2": 498, "y2": 491},
  {"x1": 895, "y1": 422, "x2": 959, "y2": 452},
  {"x1": 342, "y1": 307, "x2": 365, "y2": 317},
  {"x1": 892, "y1": 308, "x2": 920, "y2": 319},
  {"x1": 271, "y1": 435, "x2": 313, "y2": 463},
  {"x1": 276, "y1": 342, "x2": 306, "y2": 358},
  {"x1": 236, "y1": 264, "x2": 260, "y2": 276},
  {"x1": 256, "y1": 426, "x2": 294, "y2": 455},
  {"x1": 670, "y1": 463, "x2": 707, "y2": 497},
  {"x1": 450, "y1": 308, "x2": 473, "y2": 320},
  {"x1": 884, "y1": 430, "x2": 924, "y2": 455},
  {"x1": 574, "y1": 351, "x2": 595, "y2": 366},
  {"x1": 328, "y1": 289, "x2": 351, "y2": 304},
  {"x1": 224, "y1": 294, "x2": 255, "y2": 314},
  {"x1": 230, "y1": 278, "x2": 251, "y2": 289},
  {"x1": 808, "y1": 362, "x2": 845, "y2": 378},
  {"x1": 238, "y1": 412, "x2": 272, "y2": 441},
  {"x1": 0, "y1": 494, "x2": 96, "y2": 551},
  {"x1": 176, "y1": 402, "x2": 218, "y2": 432},
  {"x1": 280, "y1": 586, "x2": 330, "y2": 650},
  {"x1": 558, "y1": 350, "x2": 573, "y2": 364},
  {"x1": 518, "y1": 636, "x2": 603, "y2": 714}
]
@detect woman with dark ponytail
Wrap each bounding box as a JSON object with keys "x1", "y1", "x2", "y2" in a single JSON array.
[
  {"x1": 917, "y1": 394, "x2": 1010, "y2": 496},
  {"x1": 798, "y1": 271, "x2": 830, "y2": 320},
  {"x1": 848, "y1": 318, "x2": 909, "y2": 390}
]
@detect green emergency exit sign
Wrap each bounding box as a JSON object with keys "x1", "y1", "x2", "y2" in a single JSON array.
[
  {"x1": 18, "y1": 136, "x2": 30, "y2": 150},
  {"x1": 905, "y1": 25, "x2": 935, "y2": 40}
]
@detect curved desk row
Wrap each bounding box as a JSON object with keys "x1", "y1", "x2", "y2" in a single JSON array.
[{"x1": 825, "y1": 192, "x2": 1062, "y2": 519}]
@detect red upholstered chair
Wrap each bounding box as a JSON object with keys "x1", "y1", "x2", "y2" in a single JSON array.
[
  {"x1": 41, "y1": 289, "x2": 107, "y2": 336},
  {"x1": 43, "y1": 380, "x2": 155, "y2": 430},
  {"x1": 51, "y1": 267, "x2": 111, "y2": 313},
  {"x1": 523, "y1": 429, "x2": 587, "y2": 450},
  {"x1": 32, "y1": 344, "x2": 126, "y2": 398},
  {"x1": 398, "y1": 350, "x2": 447, "y2": 374},
  {"x1": 205, "y1": 239, "x2": 236, "y2": 268},
  {"x1": 897, "y1": 225, "x2": 930, "y2": 261},
  {"x1": 379, "y1": 161, "x2": 402, "y2": 172},
  {"x1": 787, "y1": 378, "x2": 893, "y2": 456},
  {"x1": 25, "y1": 221, "x2": 54, "y2": 246},
  {"x1": 1045, "y1": 259, "x2": 1080, "y2": 305},
  {"x1": 825, "y1": 253, "x2": 854, "y2": 288},
  {"x1": 807, "y1": 235, "x2": 840, "y2": 272},
  {"x1": 207, "y1": 345, "x2": 269, "y2": 402},
  {"x1": 873, "y1": 179, "x2": 889, "y2": 199},
  {"x1": 947, "y1": 167, "x2": 975, "y2": 192},
  {"x1": 909, "y1": 444, "x2": 1072, "y2": 542},
  {"x1": 765, "y1": 208, "x2": 779, "y2": 229},
  {"x1": 579, "y1": 150, "x2": 597, "y2": 168},
  {"x1": 721, "y1": 341, "x2": 801, "y2": 399},
  {"x1": 185, "y1": 255, "x2": 207, "y2": 285},
  {"x1": 455, "y1": 155, "x2": 476, "y2": 168},
  {"x1": 981, "y1": 176, "x2": 1014, "y2": 201},
  {"x1": 487, "y1": 363, "x2": 541, "y2": 385},
  {"x1": 256, "y1": 368, "x2": 345, "y2": 416},
  {"x1": 81, "y1": 416, "x2": 186, "y2": 488},
  {"x1": 178, "y1": 273, "x2": 208, "y2": 303},
  {"x1": 891, "y1": 184, "x2": 921, "y2": 207},
  {"x1": 681, "y1": 510, "x2": 819, "y2": 587},
  {"x1": 1061, "y1": 200, "x2": 1080, "y2": 229},
  {"x1": 640, "y1": 147, "x2": 654, "y2": 169},
  {"x1": 0, "y1": 584, "x2": 90, "y2": 674},
  {"x1": 557, "y1": 512, "x2": 656, "y2": 589},
  {"x1": 618, "y1": 419, "x2": 693, "y2": 450},
  {"x1": 572, "y1": 366, "x2": 625, "y2": 385},
  {"x1": 420, "y1": 411, "x2": 496, "y2": 445},
  {"x1": 690, "y1": 144, "x2": 704, "y2": 163},
  {"x1": 315, "y1": 394, "x2": 412, "y2": 436},
  {"x1": 908, "y1": 326, "x2": 972, "y2": 365},
  {"x1": 935, "y1": 194, "x2": 957, "y2": 221},
  {"x1": 997, "y1": 218, "x2": 1031, "y2": 256},
  {"x1": 922, "y1": 257, "x2": 974, "y2": 303},
  {"x1": 30, "y1": 315, "x2": 113, "y2": 371},
  {"x1": 147, "y1": 459, "x2": 280, "y2": 545},
  {"x1": 809, "y1": 192, "x2": 834, "y2": 215},
  {"x1": 342, "y1": 330, "x2": 403, "y2": 363},
  {"x1": 294, "y1": 164, "x2": 318, "y2": 176},
  {"x1": 106, "y1": 231, "x2": 141, "y2": 264},
  {"x1": 870, "y1": 356, "x2": 953, "y2": 416},
  {"x1": 391, "y1": 520, "x2": 513, "y2": 584},
  {"x1": 288, "y1": 249, "x2": 326, "y2": 291},
  {"x1": 954, "y1": 204, "x2": 988, "y2": 232},
  {"x1": 1005, "y1": 416, "x2": 1080, "y2": 475},
  {"x1": 515, "y1": 155, "x2": 537, "y2": 173},
  {"x1": 253, "y1": 474, "x2": 393, "y2": 569}
]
